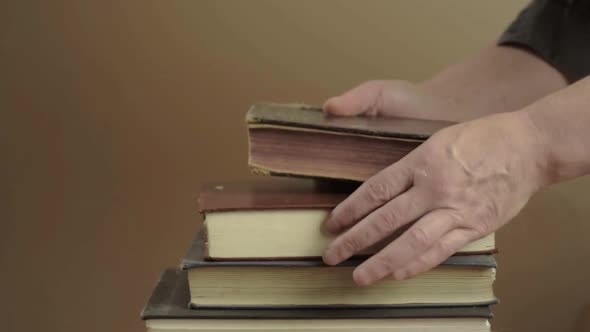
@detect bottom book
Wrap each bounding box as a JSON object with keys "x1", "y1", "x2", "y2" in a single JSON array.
[{"x1": 141, "y1": 269, "x2": 492, "y2": 332}]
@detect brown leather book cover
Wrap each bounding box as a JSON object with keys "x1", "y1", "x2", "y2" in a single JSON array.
[
  {"x1": 141, "y1": 268, "x2": 494, "y2": 319},
  {"x1": 247, "y1": 103, "x2": 454, "y2": 140},
  {"x1": 198, "y1": 177, "x2": 357, "y2": 213}
]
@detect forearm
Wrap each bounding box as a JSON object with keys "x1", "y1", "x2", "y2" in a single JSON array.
[
  {"x1": 421, "y1": 45, "x2": 567, "y2": 121},
  {"x1": 524, "y1": 76, "x2": 590, "y2": 185}
]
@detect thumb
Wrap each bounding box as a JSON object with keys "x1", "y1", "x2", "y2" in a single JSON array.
[
  {"x1": 323, "y1": 80, "x2": 456, "y2": 121},
  {"x1": 323, "y1": 80, "x2": 389, "y2": 116}
]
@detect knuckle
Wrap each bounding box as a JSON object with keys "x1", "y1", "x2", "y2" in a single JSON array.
[
  {"x1": 430, "y1": 180, "x2": 456, "y2": 202},
  {"x1": 386, "y1": 79, "x2": 412, "y2": 92},
  {"x1": 363, "y1": 80, "x2": 387, "y2": 89},
  {"x1": 364, "y1": 180, "x2": 393, "y2": 205},
  {"x1": 404, "y1": 192, "x2": 423, "y2": 213},
  {"x1": 407, "y1": 226, "x2": 430, "y2": 250},
  {"x1": 411, "y1": 255, "x2": 430, "y2": 271},
  {"x1": 446, "y1": 210, "x2": 464, "y2": 227},
  {"x1": 436, "y1": 239, "x2": 456, "y2": 257},
  {"x1": 473, "y1": 202, "x2": 500, "y2": 235},
  {"x1": 363, "y1": 81, "x2": 387, "y2": 116},
  {"x1": 340, "y1": 235, "x2": 364, "y2": 254},
  {"x1": 481, "y1": 201, "x2": 500, "y2": 221},
  {"x1": 374, "y1": 209, "x2": 401, "y2": 234},
  {"x1": 476, "y1": 221, "x2": 493, "y2": 237},
  {"x1": 473, "y1": 219, "x2": 492, "y2": 237},
  {"x1": 383, "y1": 80, "x2": 408, "y2": 96},
  {"x1": 372, "y1": 254, "x2": 395, "y2": 274}
]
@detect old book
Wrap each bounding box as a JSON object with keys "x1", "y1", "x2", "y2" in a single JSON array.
[
  {"x1": 247, "y1": 103, "x2": 453, "y2": 181},
  {"x1": 200, "y1": 178, "x2": 496, "y2": 260},
  {"x1": 181, "y1": 232, "x2": 497, "y2": 308},
  {"x1": 141, "y1": 269, "x2": 492, "y2": 332}
]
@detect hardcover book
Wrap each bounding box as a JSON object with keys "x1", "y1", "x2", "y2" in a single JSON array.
[
  {"x1": 141, "y1": 269, "x2": 492, "y2": 332},
  {"x1": 247, "y1": 103, "x2": 453, "y2": 181},
  {"x1": 199, "y1": 178, "x2": 496, "y2": 260},
  {"x1": 181, "y1": 232, "x2": 497, "y2": 308}
]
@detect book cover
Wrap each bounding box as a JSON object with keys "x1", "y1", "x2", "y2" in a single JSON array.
[
  {"x1": 247, "y1": 103, "x2": 453, "y2": 140},
  {"x1": 246, "y1": 103, "x2": 454, "y2": 181},
  {"x1": 141, "y1": 269, "x2": 494, "y2": 320}
]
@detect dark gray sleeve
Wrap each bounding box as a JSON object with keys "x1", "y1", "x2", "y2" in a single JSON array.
[{"x1": 498, "y1": 0, "x2": 590, "y2": 83}]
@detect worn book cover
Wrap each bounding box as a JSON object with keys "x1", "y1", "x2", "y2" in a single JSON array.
[
  {"x1": 180, "y1": 231, "x2": 497, "y2": 308},
  {"x1": 247, "y1": 103, "x2": 454, "y2": 181},
  {"x1": 199, "y1": 178, "x2": 496, "y2": 260},
  {"x1": 141, "y1": 269, "x2": 494, "y2": 320}
]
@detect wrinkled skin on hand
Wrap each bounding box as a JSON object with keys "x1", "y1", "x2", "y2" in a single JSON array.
[{"x1": 321, "y1": 80, "x2": 548, "y2": 286}]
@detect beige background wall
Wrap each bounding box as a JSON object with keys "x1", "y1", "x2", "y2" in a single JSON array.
[{"x1": 3, "y1": 1, "x2": 590, "y2": 332}]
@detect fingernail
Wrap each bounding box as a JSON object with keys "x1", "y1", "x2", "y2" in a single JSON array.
[
  {"x1": 322, "y1": 97, "x2": 339, "y2": 113},
  {"x1": 320, "y1": 213, "x2": 338, "y2": 236},
  {"x1": 322, "y1": 246, "x2": 341, "y2": 266},
  {"x1": 353, "y1": 267, "x2": 371, "y2": 286}
]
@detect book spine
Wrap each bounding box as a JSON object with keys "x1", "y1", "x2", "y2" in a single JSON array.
[{"x1": 202, "y1": 218, "x2": 211, "y2": 260}]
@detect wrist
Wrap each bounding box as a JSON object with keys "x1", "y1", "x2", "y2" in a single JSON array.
[
  {"x1": 514, "y1": 108, "x2": 555, "y2": 188},
  {"x1": 520, "y1": 96, "x2": 590, "y2": 186}
]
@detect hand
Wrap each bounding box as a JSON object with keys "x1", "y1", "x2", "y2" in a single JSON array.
[
  {"x1": 323, "y1": 80, "x2": 468, "y2": 122},
  {"x1": 321, "y1": 83, "x2": 549, "y2": 286}
]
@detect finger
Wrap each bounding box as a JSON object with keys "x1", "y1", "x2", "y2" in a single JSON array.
[
  {"x1": 321, "y1": 161, "x2": 413, "y2": 236},
  {"x1": 390, "y1": 228, "x2": 480, "y2": 280},
  {"x1": 351, "y1": 209, "x2": 460, "y2": 286},
  {"x1": 323, "y1": 80, "x2": 391, "y2": 116},
  {"x1": 322, "y1": 187, "x2": 430, "y2": 266}
]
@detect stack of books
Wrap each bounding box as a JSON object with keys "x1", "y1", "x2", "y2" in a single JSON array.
[{"x1": 141, "y1": 103, "x2": 498, "y2": 332}]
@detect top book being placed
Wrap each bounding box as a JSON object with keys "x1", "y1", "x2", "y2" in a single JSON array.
[{"x1": 247, "y1": 102, "x2": 454, "y2": 181}]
